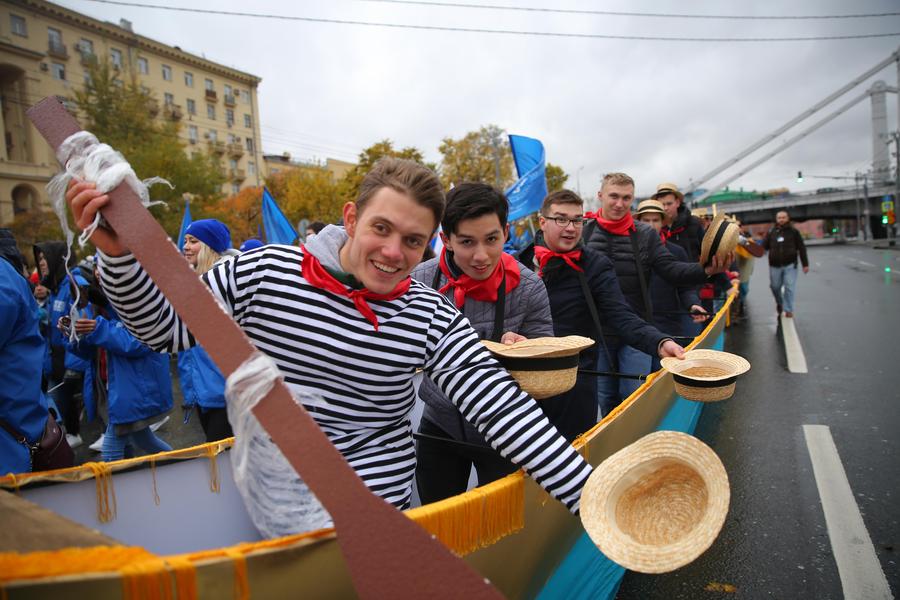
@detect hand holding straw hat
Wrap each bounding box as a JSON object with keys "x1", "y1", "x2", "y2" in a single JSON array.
[
  {"x1": 580, "y1": 431, "x2": 730, "y2": 573},
  {"x1": 661, "y1": 349, "x2": 751, "y2": 402}
]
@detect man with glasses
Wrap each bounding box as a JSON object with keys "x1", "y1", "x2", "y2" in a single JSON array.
[
  {"x1": 583, "y1": 173, "x2": 730, "y2": 416},
  {"x1": 519, "y1": 190, "x2": 683, "y2": 438}
]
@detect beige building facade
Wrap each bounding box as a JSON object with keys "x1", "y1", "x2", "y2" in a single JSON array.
[
  {"x1": 263, "y1": 153, "x2": 354, "y2": 183},
  {"x1": 0, "y1": 0, "x2": 264, "y2": 224}
]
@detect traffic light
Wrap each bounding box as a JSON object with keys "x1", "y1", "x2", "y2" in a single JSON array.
[
  {"x1": 888, "y1": 210, "x2": 896, "y2": 225},
  {"x1": 797, "y1": 171, "x2": 803, "y2": 183},
  {"x1": 883, "y1": 214, "x2": 889, "y2": 225}
]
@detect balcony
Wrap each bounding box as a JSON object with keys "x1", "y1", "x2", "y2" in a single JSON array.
[
  {"x1": 227, "y1": 142, "x2": 243, "y2": 158},
  {"x1": 164, "y1": 104, "x2": 183, "y2": 120},
  {"x1": 207, "y1": 140, "x2": 225, "y2": 155},
  {"x1": 204, "y1": 89, "x2": 217, "y2": 102},
  {"x1": 224, "y1": 94, "x2": 236, "y2": 107},
  {"x1": 47, "y1": 41, "x2": 68, "y2": 60},
  {"x1": 230, "y1": 168, "x2": 246, "y2": 181},
  {"x1": 79, "y1": 52, "x2": 97, "y2": 67}
]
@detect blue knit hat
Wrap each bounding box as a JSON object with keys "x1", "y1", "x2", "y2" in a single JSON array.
[
  {"x1": 185, "y1": 219, "x2": 232, "y2": 253},
  {"x1": 239, "y1": 238, "x2": 263, "y2": 252}
]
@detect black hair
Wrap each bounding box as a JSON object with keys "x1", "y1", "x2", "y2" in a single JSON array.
[
  {"x1": 441, "y1": 182, "x2": 509, "y2": 236},
  {"x1": 308, "y1": 221, "x2": 327, "y2": 234}
]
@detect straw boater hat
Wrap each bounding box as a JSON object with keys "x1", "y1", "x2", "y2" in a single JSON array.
[
  {"x1": 580, "y1": 430, "x2": 730, "y2": 574},
  {"x1": 699, "y1": 212, "x2": 740, "y2": 267},
  {"x1": 660, "y1": 349, "x2": 751, "y2": 402},
  {"x1": 633, "y1": 199, "x2": 666, "y2": 217},
  {"x1": 652, "y1": 182, "x2": 684, "y2": 202},
  {"x1": 481, "y1": 336, "x2": 594, "y2": 400}
]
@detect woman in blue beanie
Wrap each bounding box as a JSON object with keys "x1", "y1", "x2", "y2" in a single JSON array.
[{"x1": 179, "y1": 219, "x2": 240, "y2": 441}]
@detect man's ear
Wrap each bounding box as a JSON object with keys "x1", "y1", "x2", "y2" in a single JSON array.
[
  {"x1": 342, "y1": 202, "x2": 357, "y2": 237},
  {"x1": 439, "y1": 231, "x2": 450, "y2": 247},
  {"x1": 503, "y1": 222, "x2": 510, "y2": 242}
]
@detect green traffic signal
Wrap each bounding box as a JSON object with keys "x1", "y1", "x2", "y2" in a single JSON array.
[{"x1": 883, "y1": 215, "x2": 890, "y2": 224}]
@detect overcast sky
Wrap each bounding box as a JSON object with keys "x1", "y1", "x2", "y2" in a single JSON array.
[{"x1": 58, "y1": 0, "x2": 900, "y2": 199}]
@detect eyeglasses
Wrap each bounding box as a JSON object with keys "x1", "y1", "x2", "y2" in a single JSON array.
[{"x1": 544, "y1": 215, "x2": 585, "y2": 227}]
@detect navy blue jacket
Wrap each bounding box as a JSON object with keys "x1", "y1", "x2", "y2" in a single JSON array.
[{"x1": 650, "y1": 241, "x2": 701, "y2": 337}]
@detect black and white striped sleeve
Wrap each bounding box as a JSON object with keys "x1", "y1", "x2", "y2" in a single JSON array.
[
  {"x1": 423, "y1": 301, "x2": 592, "y2": 514},
  {"x1": 96, "y1": 250, "x2": 237, "y2": 353}
]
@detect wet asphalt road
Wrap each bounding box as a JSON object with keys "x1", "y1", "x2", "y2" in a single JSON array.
[{"x1": 618, "y1": 242, "x2": 900, "y2": 599}]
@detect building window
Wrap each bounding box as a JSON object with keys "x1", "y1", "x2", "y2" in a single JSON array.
[
  {"x1": 10, "y1": 14, "x2": 27, "y2": 37},
  {"x1": 164, "y1": 92, "x2": 174, "y2": 105},
  {"x1": 248, "y1": 161, "x2": 256, "y2": 176},
  {"x1": 245, "y1": 137, "x2": 254, "y2": 153},
  {"x1": 232, "y1": 183, "x2": 240, "y2": 195},
  {"x1": 137, "y1": 57, "x2": 149, "y2": 74},
  {"x1": 226, "y1": 108, "x2": 234, "y2": 126},
  {"x1": 184, "y1": 72, "x2": 193, "y2": 87},
  {"x1": 229, "y1": 158, "x2": 238, "y2": 170},
  {"x1": 48, "y1": 27, "x2": 62, "y2": 48},
  {"x1": 110, "y1": 48, "x2": 122, "y2": 69},
  {"x1": 162, "y1": 65, "x2": 172, "y2": 81},
  {"x1": 51, "y1": 62, "x2": 65, "y2": 81},
  {"x1": 243, "y1": 113, "x2": 251, "y2": 128},
  {"x1": 207, "y1": 104, "x2": 215, "y2": 119},
  {"x1": 205, "y1": 78, "x2": 214, "y2": 91},
  {"x1": 186, "y1": 99, "x2": 196, "y2": 115},
  {"x1": 208, "y1": 129, "x2": 217, "y2": 142},
  {"x1": 224, "y1": 84, "x2": 232, "y2": 97},
  {"x1": 78, "y1": 38, "x2": 94, "y2": 56},
  {"x1": 240, "y1": 89, "x2": 250, "y2": 103},
  {"x1": 188, "y1": 125, "x2": 198, "y2": 143},
  {"x1": 227, "y1": 133, "x2": 236, "y2": 144}
]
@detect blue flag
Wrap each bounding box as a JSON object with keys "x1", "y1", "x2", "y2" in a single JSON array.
[
  {"x1": 177, "y1": 198, "x2": 192, "y2": 250},
  {"x1": 505, "y1": 135, "x2": 547, "y2": 222},
  {"x1": 261, "y1": 188, "x2": 298, "y2": 245}
]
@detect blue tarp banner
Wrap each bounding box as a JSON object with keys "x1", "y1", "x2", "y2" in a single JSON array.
[
  {"x1": 262, "y1": 188, "x2": 298, "y2": 245},
  {"x1": 505, "y1": 135, "x2": 547, "y2": 222},
  {"x1": 177, "y1": 199, "x2": 192, "y2": 250}
]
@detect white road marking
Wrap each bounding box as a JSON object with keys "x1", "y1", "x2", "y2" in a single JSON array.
[
  {"x1": 780, "y1": 315, "x2": 808, "y2": 373},
  {"x1": 858, "y1": 260, "x2": 876, "y2": 268},
  {"x1": 803, "y1": 425, "x2": 893, "y2": 600}
]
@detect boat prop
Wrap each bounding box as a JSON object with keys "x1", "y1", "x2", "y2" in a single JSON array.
[
  {"x1": 661, "y1": 349, "x2": 751, "y2": 402},
  {"x1": 579, "y1": 430, "x2": 730, "y2": 574}
]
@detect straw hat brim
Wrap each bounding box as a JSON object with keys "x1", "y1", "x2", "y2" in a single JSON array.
[
  {"x1": 660, "y1": 349, "x2": 751, "y2": 402},
  {"x1": 580, "y1": 431, "x2": 730, "y2": 574},
  {"x1": 699, "y1": 213, "x2": 740, "y2": 267},
  {"x1": 482, "y1": 336, "x2": 594, "y2": 400}
]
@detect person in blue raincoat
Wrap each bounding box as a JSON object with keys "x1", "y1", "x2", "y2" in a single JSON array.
[
  {"x1": 178, "y1": 219, "x2": 239, "y2": 442},
  {"x1": 0, "y1": 236, "x2": 51, "y2": 474},
  {"x1": 66, "y1": 278, "x2": 173, "y2": 462}
]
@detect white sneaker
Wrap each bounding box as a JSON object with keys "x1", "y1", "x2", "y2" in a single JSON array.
[
  {"x1": 88, "y1": 434, "x2": 105, "y2": 452},
  {"x1": 149, "y1": 415, "x2": 170, "y2": 432},
  {"x1": 66, "y1": 433, "x2": 83, "y2": 449}
]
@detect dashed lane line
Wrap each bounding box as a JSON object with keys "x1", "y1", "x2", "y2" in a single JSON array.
[
  {"x1": 803, "y1": 425, "x2": 893, "y2": 600},
  {"x1": 780, "y1": 315, "x2": 808, "y2": 373}
]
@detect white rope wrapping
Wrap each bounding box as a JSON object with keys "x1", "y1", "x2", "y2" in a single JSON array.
[
  {"x1": 45, "y1": 131, "x2": 172, "y2": 342},
  {"x1": 225, "y1": 351, "x2": 332, "y2": 538}
]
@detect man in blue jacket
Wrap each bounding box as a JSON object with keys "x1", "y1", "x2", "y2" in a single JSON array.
[
  {"x1": 519, "y1": 190, "x2": 685, "y2": 434},
  {"x1": 1, "y1": 234, "x2": 52, "y2": 474}
]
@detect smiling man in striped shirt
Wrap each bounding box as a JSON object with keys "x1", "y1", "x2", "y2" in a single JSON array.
[{"x1": 66, "y1": 158, "x2": 593, "y2": 534}]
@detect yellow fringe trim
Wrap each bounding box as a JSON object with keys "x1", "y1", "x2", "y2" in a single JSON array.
[
  {"x1": 84, "y1": 461, "x2": 117, "y2": 523},
  {"x1": 164, "y1": 556, "x2": 197, "y2": 600},
  {"x1": 121, "y1": 554, "x2": 172, "y2": 600},
  {"x1": 0, "y1": 546, "x2": 156, "y2": 583},
  {"x1": 224, "y1": 549, "x2": 249, "y2": 600},
  {"x1": 150, "y1": 457, "x2": 161, "y2": 506},
  {"x1": 206, "y1": 444, "x2": 220, "y2": 494},
  {"x1": 4, "y1": 473, "x2": 19, "y2": 494}
]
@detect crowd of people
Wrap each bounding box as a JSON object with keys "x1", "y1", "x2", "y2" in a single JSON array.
[{"x1": 1, "y1": 159, "x2": 808, "y2": 520}]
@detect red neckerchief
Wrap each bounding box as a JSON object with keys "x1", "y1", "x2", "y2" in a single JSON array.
[
  {"x1": 300, "y1": 245, "x2": 410, "y2": 331},
  {"x1": 534, "y1": 245, "x2": 583, "y2": 277},
  {"x1": 662, "y1": 224, "x2": 685, "y2": 241},
  {"x1": 438, "y1": 248, "x2": 521, "y2": 308},
  {"x1": 659, "y1": 231, "x2": 668, "y2": 244},
  {"x1": 584, "y1": 209, "x2": 635, "y2": 236}
]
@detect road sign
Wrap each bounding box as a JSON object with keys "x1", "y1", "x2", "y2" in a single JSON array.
[{"x1": 883, "y1": 200, "x2": 895, "y2": 213}]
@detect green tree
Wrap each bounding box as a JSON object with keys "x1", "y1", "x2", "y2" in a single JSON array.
[
  {"x1": 339, "y1": 139, "x2": 432, "y2": 203},
  {"x1": 73, "y1": 61, "x2": 224, "y2": 238},
  {"x1": 268, "y1": 167, "x2": 345, "y2": 225},
  {"x1": 438, "y1": 124, "x2": 514, "y2": 190},
  {"x1": 545, "y1": 163, "x2": 569, "y2": 193}
]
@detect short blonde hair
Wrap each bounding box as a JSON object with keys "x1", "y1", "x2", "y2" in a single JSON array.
[
  {"x1": 601, "y1": 172, "x2": 635, "y2": 189},
  {"x1": 194, "y1": 242, "x2": 221, "y2": 275}
]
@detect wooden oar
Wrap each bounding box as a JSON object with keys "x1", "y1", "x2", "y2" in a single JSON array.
[{"x1": 27, "y1": 97, "x2": 503, "y2": 600}]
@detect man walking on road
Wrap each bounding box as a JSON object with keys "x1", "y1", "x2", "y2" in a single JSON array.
[{"x1": 763, "y1": 210, "x2": 809, "y2": 318}]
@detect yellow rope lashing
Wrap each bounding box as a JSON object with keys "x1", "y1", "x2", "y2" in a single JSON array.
[
  {"x1": 164, "y1": 556, "x2": 197, "y2": 600},
  {"x1": 0, "y1": 546, "x2": 156, "y2": 584},
  {"x1": 224, "y1": 549, "x2": 249, "y2": 600},
  {"x1": 3, "y1": 473, "x2": 19, "y2": 494},
  {"x1": 205, "y1": 445, "x2": 220, "y2": 494},
  {"x1": 150, "y1": 457, "x2": 161, "y2": 506},
  {"x1": 84, "y1": 461, "x2": 117, "y2": 522},
  {"x1": 120, "y1": 555, "x2": 173, "y2": 600}
]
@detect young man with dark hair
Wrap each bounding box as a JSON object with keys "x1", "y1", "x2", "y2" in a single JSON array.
[
  {"x1": 66, "y1": 159, "x2": 592, "y2": 533},
  {"x1": 654, "y1": 182, "x2": 704, "y2": 262},
  {"x1": 411, "y1": 182, "x2": 553, "y2": 503},
  {"x1": 584, "y1": 173, "x2": 730, "y2": 416},
  {"x1": 763, "y1": 210, "x2": 809, "y2": 318},
  {"x1": 519, "y1": 190, "x2": 684, "y2": 436}
]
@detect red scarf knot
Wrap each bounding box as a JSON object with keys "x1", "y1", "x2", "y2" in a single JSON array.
[
  {"x1": 585, "y1": 209, "x2": 635, "y2": 236},
  {"x1": 300, "y1": 246, "x2": 410, "y2": 331},
  {"x1": 437, "y1": 249, "x2": 521, "y2": 308},
  {"x1": 534, "y1": 245, "x2": 583, "y2": 277}
]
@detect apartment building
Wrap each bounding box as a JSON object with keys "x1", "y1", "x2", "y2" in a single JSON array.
[
  {"x1": 263, "y1": 153, "x2": 354, "y2": 183},
  {"x1": 0, "y1": 0, "x2": 264, "y2": 224}
]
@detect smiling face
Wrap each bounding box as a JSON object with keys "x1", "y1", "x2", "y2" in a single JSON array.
[
  {"x1": 441, "y1": 213, "x2": 508, "y2": 281},
  {"x1": 183, "y1": 234, "x2": 202, "y2": 267},
  {"x1": 540, "y1": 202, "x2": 584, "y2": 253},
  {"x1": 339, "y1": 186, "x2": 434, "y2": 294},
  {"x1": 598, "y1": 182, "x2": 635, "y2": 221}
]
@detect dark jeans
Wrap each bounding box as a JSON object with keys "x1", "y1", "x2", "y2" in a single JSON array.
[
  {"x1": 198, "y1": 406, "x2": 233, "y2": 442},
  {"x1": 51, "y1": 371, "x2": 84, "y2": 436},
  {"x1": 415, "y1": 418, "x2": 517, "y2": 505}
]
